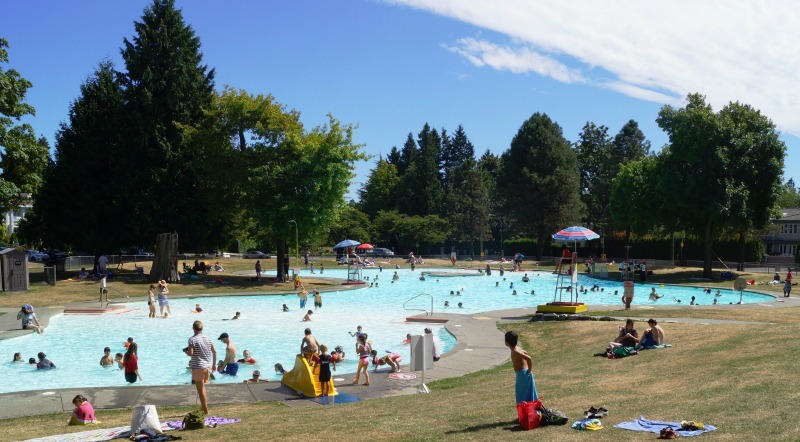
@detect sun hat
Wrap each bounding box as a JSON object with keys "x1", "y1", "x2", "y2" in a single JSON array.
[{"x1": 253, "y1": 370, "x2": 260, "y2": 376}]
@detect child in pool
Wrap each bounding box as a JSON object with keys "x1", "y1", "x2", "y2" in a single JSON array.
[
  {"x1": 282, "y1": 304, "x2": 289, "y2": 312},
  {"x1": 275, "y1": 363, "x2": 286, "y2": 375},
  {"x1": 243, "y1": 370, "x2": 269, "y2": 383},
  {"x1": 13, "y1": 352, "x2": 22, "y2": 363},
  {"x1": 68, "y1": 395, "x2": 97, "y2": 425},
  {"x1": 303, "y1": 310, "x2": 313, "y2": 321},
  {"x1": 192, "y1": 303, "x2": 203, "y2": 313},
  {"x1": 237, "y1": 349, "x2": 257, "y2": 364},
  {"x1": 505, "y1": 331, "x2": 538, "y2": 404}
]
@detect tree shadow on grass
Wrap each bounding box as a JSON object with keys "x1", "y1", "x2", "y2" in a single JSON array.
[{"x1": 444, "y1": 419, "x2": 522, "y2": 434}]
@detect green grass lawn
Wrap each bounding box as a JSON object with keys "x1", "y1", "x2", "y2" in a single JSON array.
[{"x1": 3, "y1": 317, "x2": 798, "y2": 440}]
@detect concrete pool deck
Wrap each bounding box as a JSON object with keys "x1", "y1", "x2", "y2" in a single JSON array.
[{"x1": 0, "y1": 286, "x2": 791, "y2": 421}]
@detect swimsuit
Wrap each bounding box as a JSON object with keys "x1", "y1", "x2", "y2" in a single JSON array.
[
  {"x1": 359, "y1": 344, "x2": 371, "y2": 365},
  {"x1": 640, "y1": 330, "x2": 658, "y2": 347},
  {"x1": 318, "y1": 354, "x2": 332, "y2": 382},
  {"x1": 515, "y1": 368, "x2": 538, "y2": 404},
  {"x1": 222, "y1": 362, "x2": 239, "y2": 376}
]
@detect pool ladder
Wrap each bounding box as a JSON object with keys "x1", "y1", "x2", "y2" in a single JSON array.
[{"x1": 403, "y1": 293, "x2": 434, "y2": 316}]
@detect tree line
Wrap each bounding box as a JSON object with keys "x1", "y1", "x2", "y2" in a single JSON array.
[{"x1": 0, "y1": 1, "x2": 789, "y2": 280}]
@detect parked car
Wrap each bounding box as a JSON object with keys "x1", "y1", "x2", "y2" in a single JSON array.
[
  {"x1": 369, "y1": 247, "x2": 395, "y2": 258},
  {"x1": 243, "y1": 250, "x2": 270, "y2": 259},
  {"x1": 45, "y1": 250, "x2": 70, "y2": 261},
  {"x1": 27, "y1": 250, "x2": 49, "y2": 262}
]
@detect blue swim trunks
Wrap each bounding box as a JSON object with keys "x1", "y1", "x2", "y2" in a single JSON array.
[
  {"x1": 515, "y1": 369, "x2": 538, "y2": 404},
  {"x1": 222, "y1": 362, "x2": 239, "y2": 376},
  {"x1": 300, "y1": 300, "x2": 307, "y2": 309}
]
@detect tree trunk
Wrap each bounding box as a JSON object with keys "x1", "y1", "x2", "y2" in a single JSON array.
[
  {"x1": 670, "y1": 232, "x2": 675, "y2": 267},
  {"x1": 737, "y1": 231, "x2": 746, "y2": 272},
  {"x1": 535, "y1": 224, "x2": 546, "y2": 261},
  {"x1": 276, "y1": 237, "x2": 287, "y2": 280},
  {"x1": 150, "y1": 232, "x2": 179, "y2": 282},
  {"x1": 703, "y1": 219, "x2": 713, "y2": 279},
  {"x1": 624, "y1": 225, "x2": 631, "y2": 249}
]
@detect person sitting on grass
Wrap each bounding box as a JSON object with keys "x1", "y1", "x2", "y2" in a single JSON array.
[
  {"x1": 68, "y1": 395, "x2": 97, "y2": 425},
  {"x1": 608, "y1": 319, "x2": 639, "y2": 353},
  {"x1": 639, "y1": 318, "x2": 665, "y2": 348}
]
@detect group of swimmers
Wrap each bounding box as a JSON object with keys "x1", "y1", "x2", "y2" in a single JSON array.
[{"x1": 12, "y1": 351, "x2": 56, "y2": 369}]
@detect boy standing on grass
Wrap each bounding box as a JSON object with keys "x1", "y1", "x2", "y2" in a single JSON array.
[{"x1": 505, "y1": 331, "x2": 538, "y2": 404}]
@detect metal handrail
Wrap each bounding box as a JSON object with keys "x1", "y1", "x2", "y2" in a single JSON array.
[{"x1": 403, "y1": 293, "x2": 434, "y2": 317}]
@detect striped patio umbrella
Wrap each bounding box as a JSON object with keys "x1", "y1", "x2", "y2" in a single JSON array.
[{"x1": 552, "y1": 226, "x2": 600, "y2": 243}]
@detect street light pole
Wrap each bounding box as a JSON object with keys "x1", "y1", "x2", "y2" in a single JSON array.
[{"x1": 288, "y1": 220, "x2": 298, "y2": 272}]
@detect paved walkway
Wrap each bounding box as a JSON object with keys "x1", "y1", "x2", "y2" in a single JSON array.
[{"x1": 0, "y1": 284, "x2": 792, "y2": 421}]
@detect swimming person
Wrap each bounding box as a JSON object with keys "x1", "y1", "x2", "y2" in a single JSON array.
[
  {"x1": 122, "y1": 342, "x2": 142, "y2": 383},
  {"x1": 68, "y1": 395, "x2": 97, "y2": 425},
  {"x1": 237, "y1": 349, "x2": 256, "y2": 364},
  {"x1": 505, "y1": 331, "x2": 538, "y2": 404},
  {"x1": 17, "y1": 304, "x2": 43, "y2": 334},
  {"x1": 185, "y1": 320, "x2": 217, "y2": 415},
  {"x1": 217, "y1": 332, "x2": 238, "y2": 376},
  {"x1": 36, "y1": 352, "x2": 56, "y2": 370},
  {"x1": 303, "y1": 310, "x2": 313, "y2": 321},
  {"x1": 100, "y1": 347, "x2": 113, "y2": 366},
  {"x1": 274, "y1": 363, "x2": 286, "y2": 375},
  {"x1": 243, "y1": 370, "x2": 269, "y2": 384},
  {"x1": 649, "y1": 288, "x2": 663, "y2": 301},
  {"x1": 13, "y1": 352, "x2": 22, "y2": 363}
]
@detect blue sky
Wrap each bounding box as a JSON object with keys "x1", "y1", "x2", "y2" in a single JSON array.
[{"x1": 3, "y1": 0, "x2": 798, "y2": 199}]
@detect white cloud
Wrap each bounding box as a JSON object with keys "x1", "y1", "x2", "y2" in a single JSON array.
[
  {"x1": 443, "y1": 38, "x2": 586, "y2": 84},
  {"x1": 384, "y1": 0, "x2": 800, "y2": 134}
]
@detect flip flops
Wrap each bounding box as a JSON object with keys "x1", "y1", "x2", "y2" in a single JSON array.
[{"x1": 584, "y1": 406, "x2": 609, "y2": 419}]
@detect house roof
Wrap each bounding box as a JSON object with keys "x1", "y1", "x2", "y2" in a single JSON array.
[{"x1": 776, "y1": 208, "x2": 800, "y2": 222}]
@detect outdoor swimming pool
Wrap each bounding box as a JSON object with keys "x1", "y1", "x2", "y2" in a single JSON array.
[{"x1": 0, "y1": 267, "x2": 773, "y2": 394}]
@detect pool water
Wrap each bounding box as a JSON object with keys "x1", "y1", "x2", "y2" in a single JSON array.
[{"x1": 0, "y1": 268, "x2": 771, "y2": 394}]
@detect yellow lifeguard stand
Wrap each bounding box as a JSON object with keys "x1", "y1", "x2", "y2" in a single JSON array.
[{"x1": 281, "y1": 354, "x2": 338, "y2": 397}]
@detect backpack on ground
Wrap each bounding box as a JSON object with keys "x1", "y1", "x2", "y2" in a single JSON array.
[{"x1": 182, "y1": 409, "x2": 205, "y2": 430}]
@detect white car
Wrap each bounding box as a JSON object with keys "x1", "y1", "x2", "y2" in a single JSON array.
[
  {"x1": 27, "y1": 250, "x2": 49, "y2": 262},
  {"x1": 243, "y1": 250, "x2": 270, "y2": 259}
]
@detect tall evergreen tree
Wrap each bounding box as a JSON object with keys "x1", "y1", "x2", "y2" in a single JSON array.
[
  {"x1": 498, "y1": 113, "x2": 583, "y2": 260},
  {"x1": 358, "y1": 158, "x2": 399, "y2": 218},
  {"x1": 118, "y1": 0, "x2": 216, "y2": 249},
  {"x1": 576, "y1": 122, "x2": 613, "y2": 232},
  {"x1": 29, "y1": 61, "x2": 125, "y2": 250}
]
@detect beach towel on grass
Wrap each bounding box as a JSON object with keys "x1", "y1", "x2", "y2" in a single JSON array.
[
  {"x1": 22, "y1": 422, "x2": 172, "y2": 442},
  {"x1": 164, "y1": 416, "x2": 240, "y2": 429},
  {"x1": 615, "y1": 416, "x2": 716, "y2": 436}
]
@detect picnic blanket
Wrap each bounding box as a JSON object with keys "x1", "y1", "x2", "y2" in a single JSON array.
[
  {"x1": 615, "y1": 416, "x2": 717, "y2": 437},
  {"x1": 22, "y1": 422, "x2": 172, "y2": 442},
  {"x1": 164, "y1": 416, "x2": 240, "y2": 429}
]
